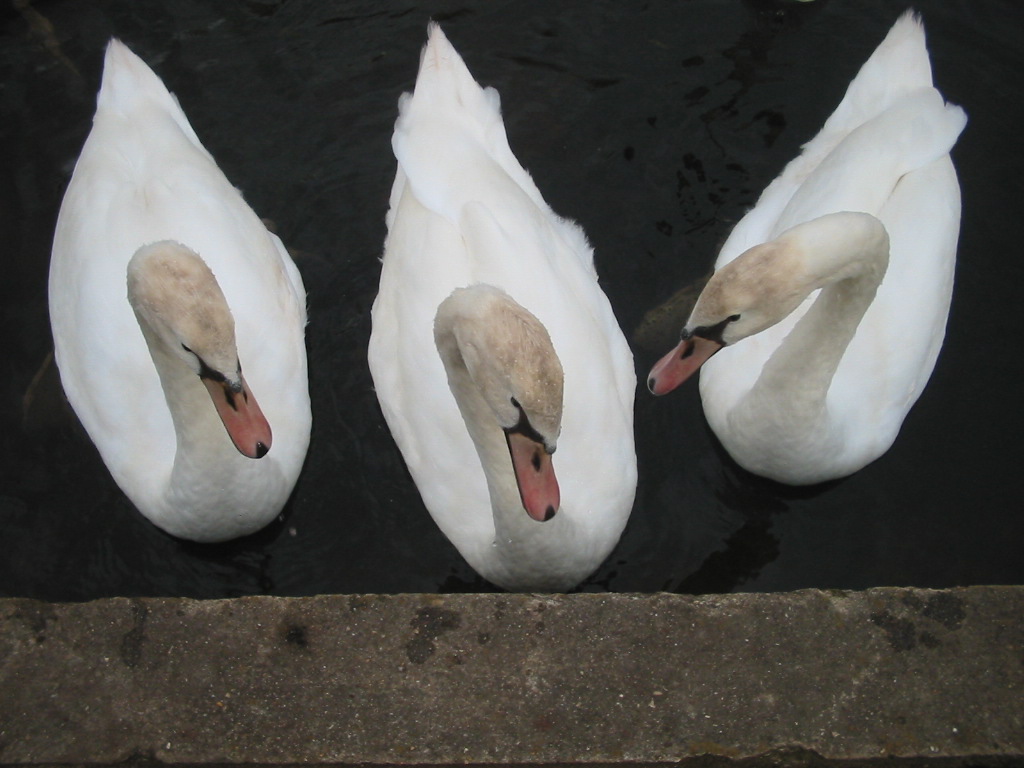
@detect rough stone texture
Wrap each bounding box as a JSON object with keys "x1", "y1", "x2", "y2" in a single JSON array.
[{"x1": 1, "y1": 587, "x2": 1021, "y2": 766}]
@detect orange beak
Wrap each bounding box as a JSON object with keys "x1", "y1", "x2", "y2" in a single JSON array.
[
  {"x1": 647, "y1": 335, "x2": 723, "y2": 396},
  {"x1": 506, "y1": 430, "x2": 560, "y2": 522},
  {"x1": 201, "y1": 373, "x2": 272, "y2": 458}
]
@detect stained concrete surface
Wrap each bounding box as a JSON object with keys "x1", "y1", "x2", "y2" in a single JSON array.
[{"x1": 1, "y1": 587, "x2": 1021, "y2": 766}]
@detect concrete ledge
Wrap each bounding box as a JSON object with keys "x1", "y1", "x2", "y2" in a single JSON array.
[{"x1": 1, "y1": 587, "x2": 1021, "y2": 766}]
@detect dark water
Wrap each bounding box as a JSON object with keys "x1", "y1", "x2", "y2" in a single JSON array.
[{"x1": 2, "y1": 0, "x2": 1022, "y2": 601}]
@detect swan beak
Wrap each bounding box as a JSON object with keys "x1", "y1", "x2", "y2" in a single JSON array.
[
  {"x1": 202, "y1": 374, "x2": 273, "y2": 459},
  {"x1": 506, "y1": 431, "x2": 560, "y2": 522},
  {"x1": 647, "y1": 336, "x2": 722, "y2": 396}
]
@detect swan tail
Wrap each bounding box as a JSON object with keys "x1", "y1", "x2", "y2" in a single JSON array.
[
  {"x1": 855, "y1": 11, "x2": 934, "y2": 95},
  {"x1": 818, "y1": 11, "x2": 935, "y2": 137},
  {"x1": 395, "y1": 23, "x2": 508, "y2": 173},
  {"x1": 774, "y1": 87, "x2": 965, "y2": 232},
  {"x1": 97, "y1": 39, "x2": 211, "y2": 160},
  {"x1": 410, "y1": 23, "x2": 505, "y2": 133},
  {"x1": 99, "y1": 39, "x2": 175, "y2": 112},
  {"x1": 770, "y1": 11, "x2": 964, "y2": 230},
  {"x1": 392, "y1": 24, "x2": 551, "y2": 226}
]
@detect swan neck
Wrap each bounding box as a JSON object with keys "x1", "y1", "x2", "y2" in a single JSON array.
[
  {"x1": 752, "y1": 213, "x2": 889, "y2": 415},
  {"x1": 435, "y1": 299, "x2": 580, "y2": 574},
  {"x1": 134, "y1": 319, "x2": 240, "y2": 479},
  {"x1": 434, "y1": 313, "x2": 525, "y2": 523}
]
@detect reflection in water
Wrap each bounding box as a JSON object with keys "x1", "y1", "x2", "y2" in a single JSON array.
[
  {"x1": 677, "y1": 450, "x2": 787, "y2": 595},
  {"x1": 675, "y1": 443, "x2": 847, "y2": 594},
  {"x1": 677, "y1": 519, "x2": 780, "y2": 595},
  {"x1": 632, "y1": 270, "x2": 712, "y2": 355}
]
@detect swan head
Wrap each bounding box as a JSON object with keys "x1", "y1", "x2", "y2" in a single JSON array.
[
  {"x1": 648, "y1": 212, "x2": 890, "y2": 395},
  {"x1": 696, "y1": 238, "x2": 814, "y2": 340},
  {"x1": 127, "y1": 241, "x2": 272, "y2": 458},
  {"x1": 648, "y1": 237, "x2": 810, "y2": 395},
  {"x1": 435, "y1": 285, "x2": 563, "y2": 522}
]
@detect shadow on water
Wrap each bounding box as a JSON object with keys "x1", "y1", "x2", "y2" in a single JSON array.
[
  {"x1": 673, "y1": 440, "x2": 845, "y2": 596},
  {"x1": 2, "y1": 0, "x2": 1023, "y2": 600}
]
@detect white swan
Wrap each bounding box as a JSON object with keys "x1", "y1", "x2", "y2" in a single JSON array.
[
  {"x1": 368, "y1": 24, "x2": 636, "y2": 591},
  {"x1": 48, "y1": 40, "x2": 311, "y2": 541},
  {"x1": 648, "y1": 11, "x2": 966, "y2": 485}
]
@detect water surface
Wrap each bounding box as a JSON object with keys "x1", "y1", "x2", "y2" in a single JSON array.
[{"x1": 1, "y1": 0, "x2": 1021, "y2": 600}]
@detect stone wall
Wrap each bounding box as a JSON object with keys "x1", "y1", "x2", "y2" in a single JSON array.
[{"x1": 2, "y1": 587, "x2": 1022, "y2": 766}]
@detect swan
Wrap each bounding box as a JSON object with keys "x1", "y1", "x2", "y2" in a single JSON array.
[
  {"x1": 648, "y1": 11, "x2": 966, "y2": 485},
  {"x1": 48, "y1": 39, "x2": 311, "y2": 541},
  {"x1": 368, "y1": 24, "x2": 636, "y2": 591}
]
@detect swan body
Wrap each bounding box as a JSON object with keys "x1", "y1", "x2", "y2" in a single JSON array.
[
  {"x1": 648, "y1": 12, "x2": 966, "y2": 484},
  {"x1": 369, "y1": 24, "x2": 636, "y2": 591},
  {"x1": 49, "y1": 40, "x2": 311, "y2": 541}
]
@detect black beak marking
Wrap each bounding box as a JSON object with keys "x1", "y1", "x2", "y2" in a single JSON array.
[
  {"x1": 690, "y1": 315, "x2": 737, "y2": 346},
  {"x1": 505, "y1": 402, "x2": 548, "y2": 448},
  {"x1": 194, "y1": 353, "x2": 245, "y2": 413},
  {"x1": 221, "y1": 382, "x2": 240, "y2": 412}
]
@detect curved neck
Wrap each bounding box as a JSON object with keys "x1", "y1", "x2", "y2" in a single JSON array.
[
  {"x1": 434, "y1": 316, "x2": 524, "y2": 520},
  {"x1": 134, "y1": 320, "x2": 284, "y2": 540},
  {"x1": 744, "y1": 213, "x2": 889, "y2": 428},
  {"x1": 434, "y1": 293, "x2": 584, "y2": 591}
]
